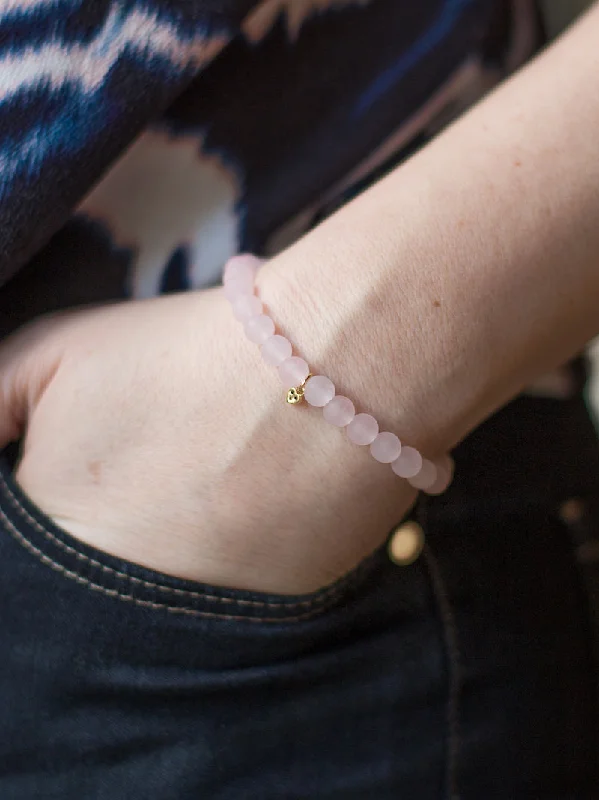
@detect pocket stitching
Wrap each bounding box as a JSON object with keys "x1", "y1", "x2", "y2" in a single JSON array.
[
  {"x1": 0, "y1": 471, "x2": 368, "y2": 621},
  {"x1": 0, "y1": 500, "x2": 358, "y2": 623}
]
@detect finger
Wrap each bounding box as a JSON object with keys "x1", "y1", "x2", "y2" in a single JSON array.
[{"x1": 0, "y1": 316, "x2": 67, "y2": 448}]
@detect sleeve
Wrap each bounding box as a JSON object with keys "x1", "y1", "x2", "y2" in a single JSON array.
[{"x1": 0, "y1": 0, "x2": 254, "y2": 288}]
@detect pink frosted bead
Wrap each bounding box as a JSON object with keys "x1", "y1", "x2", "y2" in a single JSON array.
[
  {"x1": 278, "y1": 357, "x2": 310, "y2": 389},
  {"x1": 244, "y1": 314, "x2": 275, "y2": 344},
  {"x1": 232, "y1": 294, "x2": 262, "y2": 322},
  {"x1": 408, "y1": 459, "x2": 437, "y2": 491},
  {"x1": 346, "y1": 413, "x2": 379, "y2": 446},
  {"x1": 322, "y1": 396, "x2": 355, "y2": 427},
  {"x1": 391, "y1": 446, "x2": 423, "y2": 479},
  {"x1": 224, "y1": 280, "x2": 253, "y2": 302},
  {"x1": 261, "y1": 335, "x2": 292, "y2": 367},
  {"x1": 370, "y1": 432, "x2": 401, "y2": 464},
  {"x1": 304, "y1": 376, "x2": 335, "y2": 407},
  {"x1": 425, "y1": 456, "x2": 455, "y2": 496},
  {"x1": 223, "y1": 254, "x2": 259, "y2": 289}
]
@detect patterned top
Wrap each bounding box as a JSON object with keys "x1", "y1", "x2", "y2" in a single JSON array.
[{"x1": 0, "y1": 0, "x2": 541, "y2": 337}]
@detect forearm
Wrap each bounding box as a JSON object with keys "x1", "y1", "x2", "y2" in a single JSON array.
[{"x1": 261, "y1": 2, "x2": 599, "y2": 453}]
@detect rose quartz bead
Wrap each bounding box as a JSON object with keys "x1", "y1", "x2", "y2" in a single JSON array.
[
  {"x1": 425, "y1": 456, "x2": 454, "y2": 496},
  {"x1": 408, "y1": 459, "x2": 437, "y2": 491},
  {"x1": 232, "y1": 294, "x2": 262, "y2": 322},
  {"x1": 346, "y1": 413, "x2": 379, "y2": 446},
  {"x1": 224, "y1": 280, "x2": 253, "y2": 302},
  {"x1": 370, "y1": 432, "x2": 401, "y2": 464},
  {"x1": 322, "y1": 396, "x2": 355, "y2": 427},
  {"x1": 223, "y1": 254, "x2": 259, "y2": 288},
  {"x1": 278, "y1": 357, "x2": 310, "y2": 389},
  {"x1": 391, "y1": 446, "x2": 423, "y2": 479},
  {"x1": 303, "y1": 376, "x2": 335, "y2": 407},
  {"x1": 244, "y1": 314, "x2": 275, "y2": 344},
  {"x1": 261, "y1": 334, "x2": 293, "y2": 367}
]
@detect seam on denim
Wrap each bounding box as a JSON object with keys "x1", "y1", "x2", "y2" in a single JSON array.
[
  {"x1": 0, "y1": 471, "x2": 360, "y2": 612},
  {"x1": 0, "y1": 500, "x2": 349, "y2": 623},
  {"x1": 423, "y1": 544, "x2": 461, "y2": 800}
]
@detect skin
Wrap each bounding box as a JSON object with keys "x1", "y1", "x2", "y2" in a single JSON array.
[{"x1": 1, "y1": 3, "x2": 599, "y2": 594}]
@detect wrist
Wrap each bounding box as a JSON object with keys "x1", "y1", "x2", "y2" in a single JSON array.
[{"x1": 257, "y1": 241, "x2": 473, "y2": 461}]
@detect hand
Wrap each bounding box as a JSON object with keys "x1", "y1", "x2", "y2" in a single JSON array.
[{"x1": 0, "y1": 284, "x2": 417, "y2": 594}]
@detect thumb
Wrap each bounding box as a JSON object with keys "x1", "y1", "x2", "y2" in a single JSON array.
[{"x1": 0, "y1": 315, "x2": 66, "y2": 450}]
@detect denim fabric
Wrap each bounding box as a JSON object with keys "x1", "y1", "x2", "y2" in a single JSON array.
[{"x1": 1, "y1": 387, "x2": 598, "y2": 798}]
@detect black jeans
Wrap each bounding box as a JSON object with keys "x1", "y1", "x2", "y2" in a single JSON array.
[{"x1": 1, "y1": 391, "x2": 599, "y2": 798}]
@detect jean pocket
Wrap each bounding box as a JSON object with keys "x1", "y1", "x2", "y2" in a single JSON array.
[
  {"x1": 0, "y1": 455, "x2": 399, "y2": 628},
  {"x1": 0, "y1": 452, "x2": 447, "y2": 800}
]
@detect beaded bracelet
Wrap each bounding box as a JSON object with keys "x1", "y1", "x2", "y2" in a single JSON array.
[{"x1": 223, "y1": 254, "x2": 454, "y2": 496}]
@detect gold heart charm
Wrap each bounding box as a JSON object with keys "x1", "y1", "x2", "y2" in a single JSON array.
[{"x1": 286, "y1": 386, "x2": 304, "y2": 404}]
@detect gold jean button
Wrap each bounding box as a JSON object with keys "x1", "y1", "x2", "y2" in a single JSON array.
[
  {"x1": 388, "y1": 521, "x2": 425, "y2": 566},
  {"x1": 559, "y1": 498, "x2": 585, "y2": 525}
]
